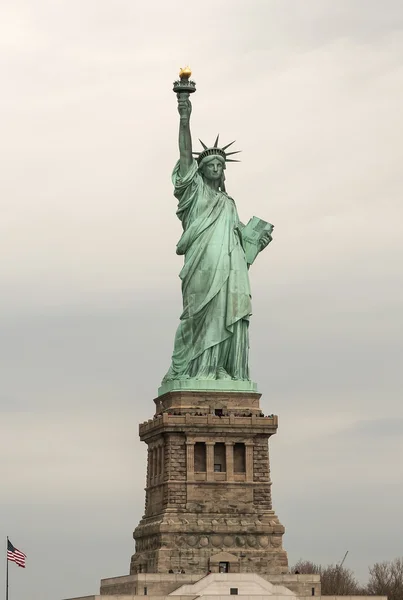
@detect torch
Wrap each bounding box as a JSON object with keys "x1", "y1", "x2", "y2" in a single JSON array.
[{"x1": 173, "y1": 66, "x2": 196, "y2": 98}]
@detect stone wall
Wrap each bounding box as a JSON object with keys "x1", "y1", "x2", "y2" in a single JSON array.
[
  {"x1": 98, "y1": 572, "x2": 322, "y2": 598},
  {"x1": 253, "y1": 438, "x2": 272, "y2": 510},
  {"x1": 165, "y1": 434, "x2": 186, "y2": 483},
  {"x1": 186, "y1": 482, "x2": 254, "y2": 513}
]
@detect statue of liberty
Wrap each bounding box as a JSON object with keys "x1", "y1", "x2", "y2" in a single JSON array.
[{"x1": 161, "y1": 69, "x2": 273, "y2": 393}]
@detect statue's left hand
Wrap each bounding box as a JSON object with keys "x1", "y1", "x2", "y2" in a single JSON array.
[{"x1": 259, "y1": 232, "x2": 272, "y2": 251}]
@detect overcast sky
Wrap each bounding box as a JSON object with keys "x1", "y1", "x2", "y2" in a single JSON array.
[{"x1": 1, "y1": 1, "x2": 402, "y2": 599}]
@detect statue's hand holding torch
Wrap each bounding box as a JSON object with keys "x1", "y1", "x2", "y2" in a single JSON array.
[{"x1": 177, "y1": 93, "x2": 192, "y2": 122}]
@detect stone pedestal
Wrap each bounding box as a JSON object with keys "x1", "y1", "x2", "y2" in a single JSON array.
[
  {"x1": 61, "y1": 392, "x2": 388, "y2": 600},
  {"x1": 129, "y1": 390, "x2": 288, "y2": 577}
]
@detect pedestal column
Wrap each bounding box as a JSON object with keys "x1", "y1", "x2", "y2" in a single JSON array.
[
  {"x1": 206, "y1": 441, "x2": 215, "y2": 482},
  {"x1": 186, "y1": 441, "x2": 195, "y2": 481},
  {"x1": 153, "y1": 448, "x2": 157, "y2": 482},
  {"x1": 225, "y1": 441, "x2": 234, "y2": 482},
  {"x1": 245, "y1": 442, "x2": 254, "y2": 482}
]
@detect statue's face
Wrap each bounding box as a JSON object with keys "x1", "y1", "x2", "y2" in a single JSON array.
[{"x1": 201, "y1": 158, "x2": 224, "y2": 181}]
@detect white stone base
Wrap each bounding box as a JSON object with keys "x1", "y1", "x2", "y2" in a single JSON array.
[{"x1": 62, "y1": 572, "x2": 388, "y2": 600}]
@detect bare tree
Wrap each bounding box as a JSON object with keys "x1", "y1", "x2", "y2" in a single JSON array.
[
  {"x1": 367, "y1": 557, "x2": 403, "y2": 600},
  {"x1": 321, "y1": 564, "x2": 362, "y2": 595},
  {"x1": 292, "y1": 559, "x2": 321, "y2": 574},
  {"x1": 291, "y1": 560, "x2": 362, "y2": 595}
]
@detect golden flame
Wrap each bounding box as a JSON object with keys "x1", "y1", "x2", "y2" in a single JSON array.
[{"x1": 179, "y1": 66, "x2": 192, "y2": 80}]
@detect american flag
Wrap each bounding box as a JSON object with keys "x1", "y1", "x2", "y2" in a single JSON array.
[{"x1": 7, "y1": 539, "x2": 26, "y2": 568}]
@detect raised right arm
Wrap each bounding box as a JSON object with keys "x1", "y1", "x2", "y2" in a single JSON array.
[{"x1": 177, "y1": 93, "x2": 193, "y2": 177}]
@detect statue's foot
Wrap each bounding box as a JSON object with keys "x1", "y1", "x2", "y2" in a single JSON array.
[{"x1": 216, "y1": 367, "x2": 232, "y2": 380}]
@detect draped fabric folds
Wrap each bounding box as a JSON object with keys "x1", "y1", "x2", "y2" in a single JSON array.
[{"x1": 162, "y1": 160, "x2": 252, "y2": 383}]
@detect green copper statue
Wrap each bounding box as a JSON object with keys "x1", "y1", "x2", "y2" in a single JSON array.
[{"x1": 160, "y1": 69, "x2": 273, "y2": 394}]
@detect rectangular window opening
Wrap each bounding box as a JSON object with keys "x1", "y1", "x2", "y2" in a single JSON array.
[
  {"x1": 194, "y1": 442, "x2": 206, "y2": 472},
  {"x1": 230, "y1": 588, "x2": 238, "y2": 595},
  {"x1": 311, "y1": 588, "x2": 315, "y2": 596},
  {"x1": 234, "y1": 443, "x2": 246, "y2": 473},
  {"x1": 214, "y1": 442, "x2": 226, "y2": 472},
  {"x1": 144, "y1": 587, "x2": 148, "y2": 596}
]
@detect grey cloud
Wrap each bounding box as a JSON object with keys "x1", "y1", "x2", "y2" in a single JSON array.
[{"x1": 344, "y1": 418, "x2": 403, "y2": 436}]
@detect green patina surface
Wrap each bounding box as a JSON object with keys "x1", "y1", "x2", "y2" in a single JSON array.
[
  {"x1": 158, "y1": 378, "x2": 258, "y2": 397},
  {"x1": 160, "y1": 78, "x2": 273, "y2": 396}
]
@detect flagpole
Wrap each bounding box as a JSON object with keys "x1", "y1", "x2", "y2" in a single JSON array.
[{"x1": 6, "y1": 536, "x2": 9, "y2": 600}]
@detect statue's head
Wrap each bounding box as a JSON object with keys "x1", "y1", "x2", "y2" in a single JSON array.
[
  {"x1": 193, "y1": 136, "x2": 241, "y2": 171},
  {"x1": 199, "y1": 155, "x2": 225, "y2": 183}
]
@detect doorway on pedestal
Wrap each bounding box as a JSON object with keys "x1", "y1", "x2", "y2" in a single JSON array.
[{"x1": 209, "y1": 552, "x2": 240, "y2": 574}]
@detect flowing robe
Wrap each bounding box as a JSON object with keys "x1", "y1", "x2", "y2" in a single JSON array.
[{"x1": 162, "y1": 159, "x2": 252, "y2": 382}]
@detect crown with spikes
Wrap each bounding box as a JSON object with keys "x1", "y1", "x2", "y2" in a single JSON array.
[{"x1": 193, "y1": 135, "x2": 241, "y2": 165}]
